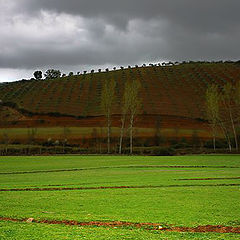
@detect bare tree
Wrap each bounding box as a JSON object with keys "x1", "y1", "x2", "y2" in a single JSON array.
[
  {"x1": 222, "y1": 82, "x2": 238, "y2": 151},
  {"x1": 119, "y1": 80, "x2": 132, "y2": 154},
  {"x1": 219, "y1": 120, "x2": 232, "y2": 152},
  {"x1": 0, "y1": 104, "x2": 9, "y2": 154},
  {"x1": 101, "y1": 79, "x2": 116, "y2": 153},
  {"x1": 235, "y1": 80, "x2": 240, "y2": 128},
  {"x1": 205, "y1": 84, "x2": 220, "y2": 151},
  {"x1": 128, "y1": 80, "x2": 141, "y2": 154}
]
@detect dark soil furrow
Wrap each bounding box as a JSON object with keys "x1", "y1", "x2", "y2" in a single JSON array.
[
  {"x1": 0, "y1": 183, "x2": 239, "y2": 192},
  {"x1": 0, "y1": 217, "x2": 240, "y2": 233},
  {"x1": 0, "y1": 165, "x2": 238, "y2": 175}
]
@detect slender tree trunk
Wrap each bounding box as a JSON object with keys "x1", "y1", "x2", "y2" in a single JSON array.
[
  {"x1": 229, "y1": 107, "x2": 238, "y2": 150},
  {"x1": 223, "y1": 95, "x2": 238, "y2": 151},
  {"x1": 219, "y1": 121, "x2": 232, "y2": 152},
  {"x1": 211, "y1": 125, "x2": 216, "y2": 151},
  {"x1": 213, "y1": 134, "x2": 216, "y2": 151},
  {"x1": 129, "y1": 115, "x2": 134, "y2": 155},
  {"x1": 100, "y1": 127, "x2": 102, "y2": 154},
  {"x1": 107, "y1": 113, "x2": 111, "y2": 154},
  {"x1": 226, "y1": 131, "x2": 232, "y2": 152},
  {"x1": 119, "y1": 115, "x2": 126, "y2": 154},
  {"x1": 5, "y1": 144, "x2": 8, "y2": 155}
]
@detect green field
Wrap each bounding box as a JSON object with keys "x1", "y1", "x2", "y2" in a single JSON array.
[{"x1": 0, "y1": 155, "x2": 240, "y2": 239}]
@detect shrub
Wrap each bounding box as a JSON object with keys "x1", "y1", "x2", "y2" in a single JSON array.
[
  {"x1": 152, "y1": 147, "x2": 175, "y2": 156},
  {"x1": 204, "y1": 140, "x2": 227, "y2": 149},
  {"x1": 172, "y1": 142, "x2": 191, "y2": 149}
]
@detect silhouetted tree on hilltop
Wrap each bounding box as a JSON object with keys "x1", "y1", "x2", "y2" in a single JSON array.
[
  {"x1": 44, "y1": 69, "x2": 61, "y2": 80},
  {"x1": 34, "y1": 71, "x2": 42, "y2": 80}
]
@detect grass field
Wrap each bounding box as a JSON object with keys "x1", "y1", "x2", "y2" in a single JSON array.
[{"x1": 0, "y1": 155, "x2": 240, "y2": 239}]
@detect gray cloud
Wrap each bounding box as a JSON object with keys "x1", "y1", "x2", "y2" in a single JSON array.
[
  {"x1": 22, "y1": 0, "x2": 240, "y2": 32},
  {"x1": 0, "y1": 0, "x2": 239, "y2": 81}
]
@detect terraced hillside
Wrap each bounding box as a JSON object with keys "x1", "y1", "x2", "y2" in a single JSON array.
[
  {"x1": 1, "y1": 62, "x2": 239, "y2": 119},
  {"x1": 0, "y1": 62, "x2": 239, "y2": 144}
]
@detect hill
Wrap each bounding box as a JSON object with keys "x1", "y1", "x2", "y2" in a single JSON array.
[
  {"x1": 0, "y1": 62, "x2": 239, "y2": 147},
  {"x1": 1, "y1": 62, "x2": 240, "y2": 118},
  {"x1": 0, "y1": 106, "x2": 27, "y2": 122}
]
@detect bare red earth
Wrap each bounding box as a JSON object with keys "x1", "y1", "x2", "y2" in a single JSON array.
[{"x1": 0, "y1": 217, "x2": 240, "y2": 233}]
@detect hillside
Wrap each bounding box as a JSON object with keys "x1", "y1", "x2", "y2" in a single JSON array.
[
  {"x1": 0, "y1": 106, "x2": 27, "y2": 122},
  {"x1": 1, "y1": 62, "x2": 239, "y2": 119},
  {"x1": 0, "y1": 62, "x2": 239, "y2": 145}
]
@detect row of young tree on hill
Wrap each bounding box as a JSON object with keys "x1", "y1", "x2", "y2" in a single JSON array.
[
  {"x1": 33, "y1": 69, "x2": 61, "y2": 80},
  {"x1": 206, "y1": 81, "x2": 240, "y2": 151},
  {"x1": 33, "y1": 60, "x2": 237, "y2": 81},
  {"x1": 101, "y1": 78, "x2": 142, "y2": 154},
  {"x1": 33, "y1": 69, "x2": 76, "y2": 80}
]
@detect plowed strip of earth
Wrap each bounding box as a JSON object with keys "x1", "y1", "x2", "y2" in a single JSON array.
[
  {"x1": 177, "y1": 177, "x2": 240, "y2": 181},
  {"x1": 0, "y1": 165, "x2": 238, "y2": 175},
  {"x1": 0, "y1": 183, "x2": 239, "y2": 191},
  {"x1": 0, "y1": 217, "x2": 240, "y2": 234}
]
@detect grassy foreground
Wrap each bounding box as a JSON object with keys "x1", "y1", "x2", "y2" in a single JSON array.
[
  {"x1": 0, "y1": 155, "x2": 240, "y2": 239},
  {"x1": 1, "y1": 221, "x2": 239, "y2": 240}
]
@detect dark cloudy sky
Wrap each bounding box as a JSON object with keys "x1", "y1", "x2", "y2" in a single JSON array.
[{"x1": 0, "y1": 0, "x2": 239, "y2": 82}]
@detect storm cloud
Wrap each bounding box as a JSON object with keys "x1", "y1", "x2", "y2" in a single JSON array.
[{"x1": 0, "y1": 0, "x2": 239, "y2": 81}]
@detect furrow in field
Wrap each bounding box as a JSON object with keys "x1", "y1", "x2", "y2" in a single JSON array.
[
  {"x1": 0, "y1": 165, "x2": 238, "y2": 175},
  {"x1": 0, "y1": 217, "x2": 240, "y2": 234},
  {"x1": 0, "y1": 183, "x2": 239, "y2": 191}
]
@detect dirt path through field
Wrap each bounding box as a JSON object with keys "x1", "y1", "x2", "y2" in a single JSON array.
[{"x1": 0, "y1": 216, "x2": 240, "y2": 234}]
